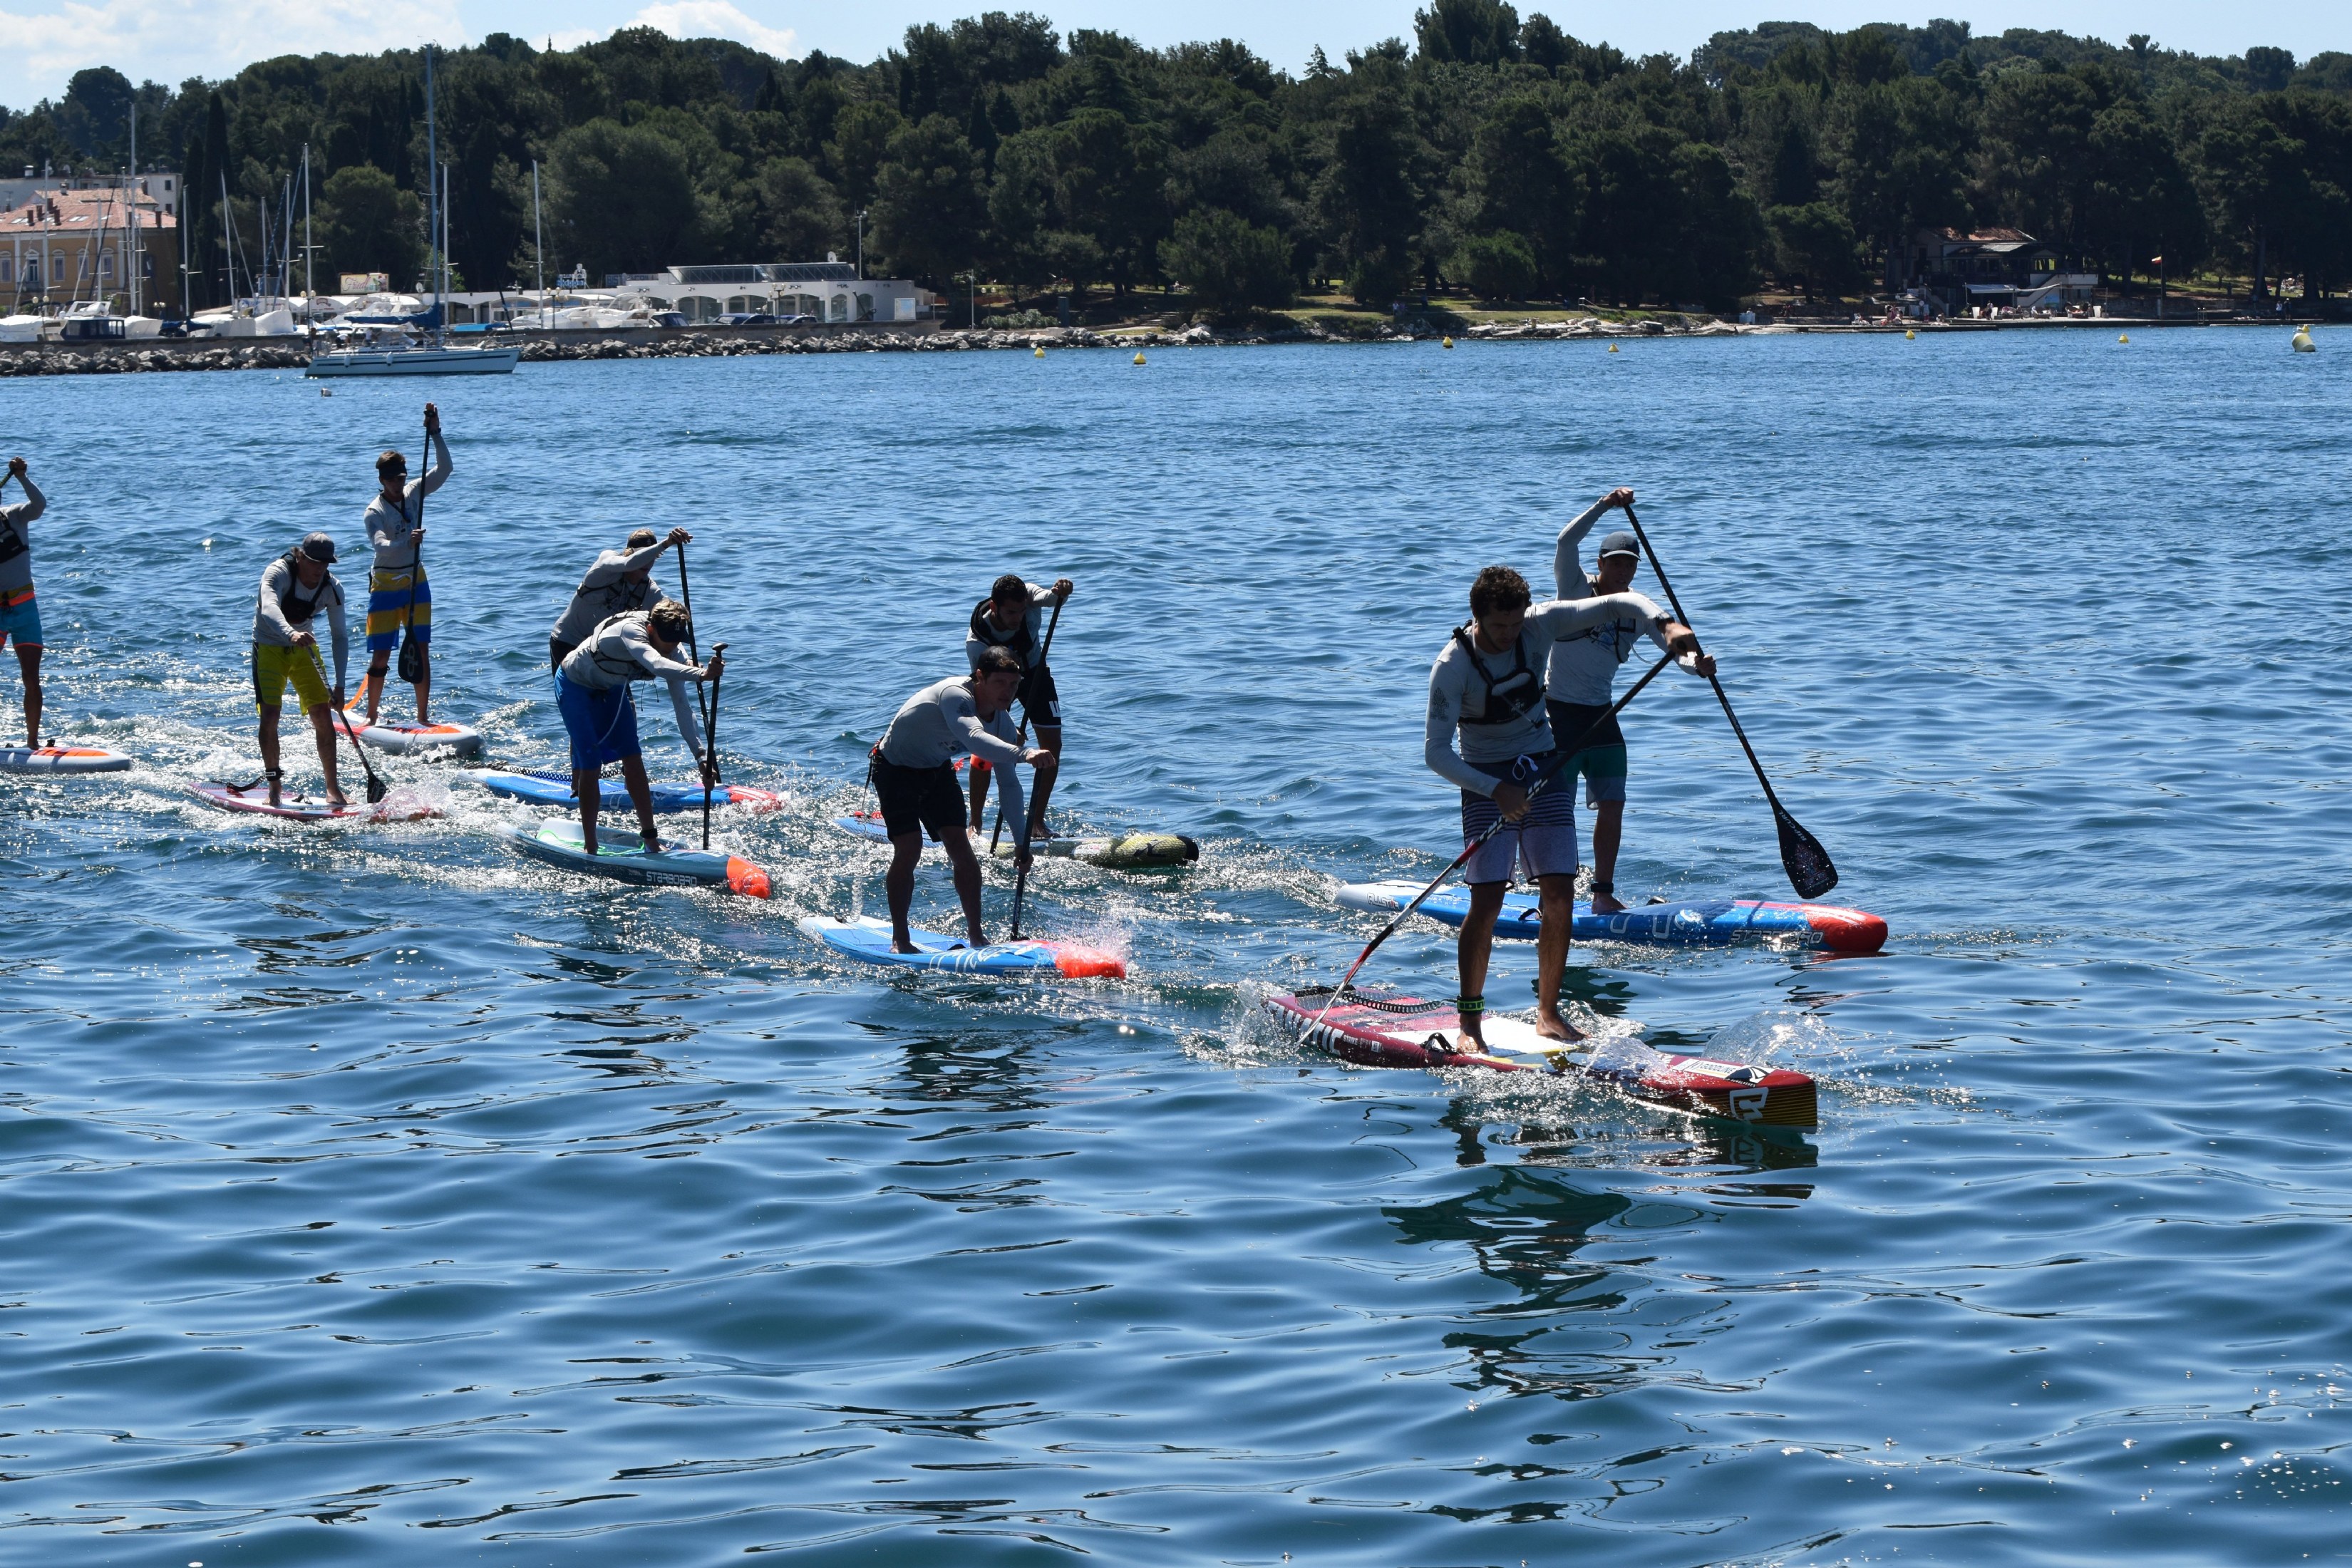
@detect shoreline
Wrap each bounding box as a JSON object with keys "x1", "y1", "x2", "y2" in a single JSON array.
[{"x1": 0, "y1": 311, "x2": 2299, "y2": 377}]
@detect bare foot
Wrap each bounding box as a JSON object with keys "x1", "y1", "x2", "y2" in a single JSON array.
[
  {"x1": 1535, "y1": 1010, "x2": 1588, "y2": 1043},
  {"x1": 326, "y1": 790, "x2": 350, "y2": 808},
  {"x1": 891, "y1": 939, "x2": 921, "y2": 954},
  {"x1": 1589, "y1": 892, "x2": 1626, "y2": 914},
  {"x1": 583, "y1": 833, "x2": 599, "y2": 857}
]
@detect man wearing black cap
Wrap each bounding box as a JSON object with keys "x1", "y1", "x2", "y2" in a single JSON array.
[
  {"x1": 253, "y1": 532, "x2": 352, "y2": 808},
  {"x1": 1549, "y1": 488, "x2": 1709, "y2": 912},
  {"x1": 549, "y1": 525, "x2": 693, "y2": 671}
]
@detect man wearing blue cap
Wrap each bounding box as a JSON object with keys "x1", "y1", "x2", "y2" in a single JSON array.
[{"x1": 1549, "y1": 487, "x2": 1691, "y2": 913}]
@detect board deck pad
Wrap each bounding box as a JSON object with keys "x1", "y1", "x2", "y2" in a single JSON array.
[
  {"x1": 340, "y1": 697, "x2": 483, "y2": 758},
  {"x1": 800, "y1": 914, "x2": 1124, "y2": 978},
  {"x1": 0, "y1": 744, "x2": 133, "y2": 775},
  {"x1": 479, "y1": 769, "x2": 783, "y2": 815},
  {"x1": 1265, "y1": 986, "x2": 1817, "y2": 1127},
  {"x1": 1335, "y1": 880, "x2": 1887, "y2": 954},
  {"x1": 188, "y1": 780, "x2": 438, "y2": 823},
  {"x1": 507, "y1": 818, "x2": 772, "y2": 897},
  {"x1": 832, "y1": 813, "x2": 1197, "y2": 869}
]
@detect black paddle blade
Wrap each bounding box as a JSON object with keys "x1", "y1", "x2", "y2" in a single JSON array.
[
  {"x1": 1775, "y1": 804, "x2": 1838, "y2": 899},
  {"x1": 397, "y1": 631, "x2": 424, "y2": 685},
  {"x1": 365, "y1": 774, "x2": 388, "y2": 805}
]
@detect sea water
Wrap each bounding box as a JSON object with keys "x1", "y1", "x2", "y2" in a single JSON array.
[{"x1": 1, "y1": 327, "x2": 2346, "y2": 1564}]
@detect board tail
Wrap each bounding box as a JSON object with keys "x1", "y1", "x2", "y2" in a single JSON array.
[{"x1": 725, "y1": 856, "x2": 773, "y2": 899}]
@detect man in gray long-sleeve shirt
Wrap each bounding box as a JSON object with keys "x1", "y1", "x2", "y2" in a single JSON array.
[
  {"x1": 252, "y1": 532, "x2": 353, "y2": 808},
  {"x1": 0, "y1": 455, "x2": 48, "y2": 746},
  {"x1": 360, "y1": 402, "x2": 450, "y2": 725},
  {"x1": 1425, "y1": 564, "x2": 1706, "y2": 1048},
  {"x1": 555, "y1": 602, "x2": 720, "y2": 856},
  {"x1": 872, "y1": 644, "x2": 1057, "y2": 951},
  {"x1": 550, "y1": 526, "x2": 691, "y2": 671}
]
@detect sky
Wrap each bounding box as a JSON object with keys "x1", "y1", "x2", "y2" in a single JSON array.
[{"x1": 0, "y1": 0, "x2": 2343, "y2": 111}]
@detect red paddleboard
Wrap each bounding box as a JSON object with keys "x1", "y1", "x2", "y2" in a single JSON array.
[
  {"x1": 1264, "y1": 987, "x2": 1817, "y2": 1127},
  {"x1": 188, "y1": 780, "x2": 438, "y2": 823}
]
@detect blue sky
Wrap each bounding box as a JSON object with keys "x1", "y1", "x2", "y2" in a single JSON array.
[{"x1": 1, "y1": 0, "x2": 2341, "y2": 111}]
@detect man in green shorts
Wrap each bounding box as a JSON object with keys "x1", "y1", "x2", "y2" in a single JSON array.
[
  {"x1": 253, "y1": 532, "x2": 352, "y2": 808},
  {"x1": 1549, "y1": 487, "x2": 1701, "y2": 912}
]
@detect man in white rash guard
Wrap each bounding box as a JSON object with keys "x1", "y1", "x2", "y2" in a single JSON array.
[
  {"x1": 1427, "y1": 564, "x2": 1708, "y2": 1049},
  {"x1": 0, "y1": 455, "x2": 49, "y2": 746},
  {"x1": 964, "y1": 572, "x2": 1072, "y2": 837},
  {"x1": 555, "y1": 601, "x2": 721, "y2": 856},
  {"x1": 549, "y1": 526, "x2": 691, "y2": 671},
  {"x1": 872, "y1": 644, "x2": 1058, "y2": 953},
  {"x1": 1549, "y1": 486, "x2": 1680, "y2": 912},
  {"x1": 251, "y1": 532, "x2": 352, "y2": 808},
  {"x1": 360, "y1": 401, "x2": 450, "y2": 726}
]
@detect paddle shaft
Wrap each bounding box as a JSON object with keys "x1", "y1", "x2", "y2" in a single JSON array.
[
  {"x1": 699, "y1": 644, "x2": 725, "y2": 850},
  {"x1": 988, "y1": 595, "x2": 1063, "y2": 857},
  {"x1": 311, "y1": 641, "x2": 385, "y2": 803},
  {"x1": 1616, "y1": 506, "x2": 1783, "y2": 806},
  {"x1": 1314, "y1": 650, "x2": 1676, "y2": 1024}
]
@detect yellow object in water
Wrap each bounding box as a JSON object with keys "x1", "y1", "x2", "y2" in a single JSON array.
[
  {"x1": 2118, "y1": 334, "x2": 2130, "y2": 344},
  {"x1": 1033, "y1": 345, "x2": 1045, "y2": 358},
  {"x1": 1441, "y1": 336, "x2": 1455, "y2": 349},
  {"x1": 2291, "y1": 326, "x2": 2316, "y2": 353},
  {"x1": 1133, "y1": 351, "x2": 1146, "y2": 365},
  {"x1": 1904, "y1": 329, "x2": 1916, "y2": 339},
  {"x1": 1608, "y1": 342, "x2": 1619, "y2": 353}
]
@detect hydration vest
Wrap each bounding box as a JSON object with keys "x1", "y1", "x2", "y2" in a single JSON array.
[
  {"x1": 1452, "y1": 624, "x2": 1546, "y2": 726},
  {"x1": 1566, "y1": 574, "x2": 1640, "y2": 666},
  {"x1": 276, "y1": 550, "x2": 340, "y2": 625},
  {"x1": 970, "y1": 597, "x2": 1036, "y2": 670}
]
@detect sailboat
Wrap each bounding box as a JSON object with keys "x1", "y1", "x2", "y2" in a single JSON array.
[{"x1": 307, "y1": 45, "x2": 518, "y2": 379}]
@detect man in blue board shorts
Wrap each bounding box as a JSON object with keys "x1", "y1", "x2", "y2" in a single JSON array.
[
  {"x1": 965, "y1": 572, "x2": 1073, "y2": 837},
  {"x1": 1549, "y1": 487, "x2": 1682, "y2": 912},
  {"x1": 873, "y1": 644, "x2": 1055, "y2": 953},
  {"x1": 0, "y1": 455, "x2": 48, "y2": 746},
  {"x1": 361, "y1": 401, "x2": 450, "y2": 726},
  {"x1": 1426, "y1": 564, "x2": 1705, "y2": 1050},
  {"x1": 555, "y1": 601, "x2": 721, "y2": 857}
]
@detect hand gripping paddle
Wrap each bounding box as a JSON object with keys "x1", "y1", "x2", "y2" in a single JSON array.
[{"x1": 1620, "y1": 505, "x2": 1837, "y2": 899}]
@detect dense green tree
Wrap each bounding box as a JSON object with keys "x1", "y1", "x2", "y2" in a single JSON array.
[
  {"x1": 826, "y1": 99, "x2": 905, "y2": 208},
  {"x1": 755, "y1": 155, "x2": 845, "y2": 259},
  {"x1": 1161, "y1": 207, "x2": 1294, "y2": 314},
  {"x1": 1454, "y1": 229, "x2": 1537, "y2": 296},
  {"x1": 547, "y1": 118, "x2": 707, "y2": 276},
  {"x1": 318, "y1": 163, "x2": 424, "y2": 282},
  {"x1": 874, "y1": 115, "x2": 986, "y2": 281}
]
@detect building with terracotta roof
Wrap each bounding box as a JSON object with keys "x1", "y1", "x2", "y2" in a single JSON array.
[{"x1": 1, "y1": 185, "x2": 180, "y2": 316}]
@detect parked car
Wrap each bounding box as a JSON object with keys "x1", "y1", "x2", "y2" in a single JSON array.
[
  {"x1": 718, "y1": 311, "x2": 775, "y2": 326},
  {"x1": 158, "y1": 319, "x2": 192, "y2": 338},
  {"x1": 771, "y1": 314, "x2": 817, "y2": 326}
]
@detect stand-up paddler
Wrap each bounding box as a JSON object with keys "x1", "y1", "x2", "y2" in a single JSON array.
[
  {"x1": 555, "y1": 602, "x2": 721, "y2": 857},
  {"x1": 0, "y1": 456, "x2": 48, "y2": 746},
  {"x1": 874, "y1": 645, "x2": 1056, "y2": 952},
  {"x1": 965, "y1": 572, "x2": 1071, "y2": 838},
  {"x1": 252, "y1": 533, "x2": 352, "y2": 808},
  {"x1": 361, "y1": 401, "x2": 449, "y2": 725},
  {"x1": 549, "y1": 526, "x2": 691, "y2": 671},
  {"x1": 1426, "y1": 565, "x2": 1708, "y2": 1049}
]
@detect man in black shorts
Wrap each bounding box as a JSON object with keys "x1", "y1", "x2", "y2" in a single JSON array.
[
  {"x1": 965, "y1": 571, "x2": 1072, "y2": 837},
  {"x1": 872, "y1": 644, "x2": 1056, "y2": 951}
]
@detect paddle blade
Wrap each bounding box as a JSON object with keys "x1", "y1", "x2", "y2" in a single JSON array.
[
  {"x1": 366, "y1": 774, "x2": 388, "y2": 805},
  {"x1": 1775, "y1": 804, "x2": 1838, "y2": 899},
  {"x1": 396, "y1": 631, "x2": 424, "y2": 685}
]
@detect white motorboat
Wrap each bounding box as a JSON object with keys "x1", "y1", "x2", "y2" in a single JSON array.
[
  {"x1": 307, "y1": 341, "x2": 520, "y2": 377},
  {"x1": 0, "y1": 314, "x2": 48, "y2": 342}
]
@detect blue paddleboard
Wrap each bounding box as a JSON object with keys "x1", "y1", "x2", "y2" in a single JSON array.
[
  {"x1": 507, "y1": 818, "x2": 773, "y2": 896},
  {"x1": 480, "y1": 769, "x2": 783, "y2": 814},
  {"x1": 798, "y1": 915, "x2": 1123, "y2": 977},
  {"x1": 1334, "y1": 880, "x2": 1887, "y2": 953}
]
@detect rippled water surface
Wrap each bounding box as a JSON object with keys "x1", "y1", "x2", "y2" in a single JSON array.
[{"x1": 4, "y1": 329, "x2": 2349, "y2": 1564}]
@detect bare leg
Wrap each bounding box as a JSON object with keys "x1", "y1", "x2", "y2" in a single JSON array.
[
  {"x1": 574, "y1": 763, "x2": 601, "y2": 856},
  {"x1": 363, "y1": 654, "x2": 388, "y2": 723},
  {"x1": 966, "y1": 758, "x2": 991, "y2": 833},
  {"x1": 1532, "y1": 871, "x2": 1585, "y2": 1041},
  {"x1": 259, "y1": 704, "x2": 284, "y2": 805},
  {"x1": 620, "y1": 752, "x2": 658, "y2": 854},
  {"x1": 16, "y1": 644, "x2": 41, "y2": 746},
  {"x1": 887, "y1": 832, "x2": 924, "y2": 951},
  {"x1": 411, "y1": 643, "x2": 430, "y2": 726},
  {"x1": 1028, "y1": 728, "x2": 1062, "y2": 838},
  {"x1": 1590, "y1": 800, "x2": 1626, "y2": 912},
  {"x1": 1455, "y1": 881, "x2": 1507, "y2": 1051},
  {"x1": 307, "y1": 703, "x2": 346, "y2": 805},
  {"x1": 942, "y1": 828, "x2": 986, "y2": 944}
]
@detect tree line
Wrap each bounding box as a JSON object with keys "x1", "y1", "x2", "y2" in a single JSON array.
[{"x1": 3, "y1": 4, "x2": 2348, "y2": 315}]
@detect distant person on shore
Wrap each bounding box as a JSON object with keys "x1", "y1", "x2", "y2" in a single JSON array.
[
  {"x1": 872, "y1": 646, "x2": 1053, "y2": 952},
  {"x1": 1428, "y1": 564, "x2": 1706, "y2": 1048},
  {"x1": 555, "y1": 601, "x2": 720, "y2": 857},
  {"x1": 0, "y1": 455, "x2": 48, "y2": 747},
  {"x1": 1548, "y1": 486, "x2": 1685, "y2": 914},
  {"x1": 549, "y1": 526, "x2": 692, "y2": 671},
  {"x1": 361, "y1": 401, "x2": 450, "y2": 726},
  {"x1": 965, "y1": 571, "x2": 1073, "y2": 837},
  {"x1": 252, "y1": 533, "x2": 351, "y2": 809}
]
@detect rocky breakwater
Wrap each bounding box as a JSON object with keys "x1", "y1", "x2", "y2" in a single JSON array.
[{"x1": 1462, "y1": 314, "x2": 1745, "y2": 339}]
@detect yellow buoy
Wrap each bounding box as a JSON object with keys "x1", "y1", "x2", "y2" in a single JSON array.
[
  {"x1": 2118, "y1": 334, "x2": 2129, "y2": 344},
  {"x1": 1904, "y1": 328, "x2": 1916, "y2": 340},
  {"x1": 2291, "y1": 326, "x2": 2316, "y2": 353},
  {"x1": 1608, "y1": 342, "x2": 1619, "y2": 353},
  {"x1": 1133, "y1": 351, "x2": 1146, "y2": 365},
  {"x1": 1441, "y1": 336, "x2": 1455, "y2": 349},
  {"x1": 1033, "y1": 345, "x2": 1045, "y2": 358}
]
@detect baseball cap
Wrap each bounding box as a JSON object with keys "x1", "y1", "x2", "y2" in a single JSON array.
[
  {"x1": 1597, "y1": 530, "x2": 1640, "y2": 560},
  {"x1": 299, "y1": 532, "x2": 339, "y2": 563}
]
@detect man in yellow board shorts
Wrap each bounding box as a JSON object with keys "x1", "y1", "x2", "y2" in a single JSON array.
[{"x1": 253, "y1": 533, "x2": 351, "y2": 808}]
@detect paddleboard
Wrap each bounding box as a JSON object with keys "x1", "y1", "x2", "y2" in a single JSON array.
[
  {"x1": 0, "y1": 744, "x2": 133, "y2": 775},
  {"x1": 478, "y1": 768, "x2": 783, "y2": 814},
  {"x1": 798, "y1": 914, "x2": 1125, "y2": 978},
  {"x1": 340, "y1": 697, "x2": 483, "y2": 758},
  {"x1": 1334, "y1": 880, "x2": 1887, "y2": 954},
  {"x1": 188, "y1": 779, "x2": 438, "y2": 823},
  {"x1": 507, "y1": 817, "x2": 772, "y2": 897},
  {"x1": 1264, "y1": 986, "x2": 1817, "y2": 1126},
  {"x1": 832, "y1": 811, "x2": 1198, "y2": 868}
]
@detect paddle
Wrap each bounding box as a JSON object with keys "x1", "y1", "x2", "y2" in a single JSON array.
[
  {"x1": 396, "y1": 411, "x2": 428, "y2": 686},
  {"x1": 988, "y1": 595, "x2": 1063, "y2": 855},
  {"x1": 1619, "y1": 504, "x2": 1837, "y2": 899},
  {"x1": 673, "y1": 541, "x2": 723, "y2": 850},
  {"x1": 1314, "y1": 650, "x2": 1677, "y2": 1026},
  {"x1": 313, "y1": 642, "x2": 386, "y2": 804}
]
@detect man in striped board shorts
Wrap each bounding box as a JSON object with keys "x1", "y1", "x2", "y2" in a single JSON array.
[{"x1": 359, "y1": 402, "x2": 450, "y2": 725}]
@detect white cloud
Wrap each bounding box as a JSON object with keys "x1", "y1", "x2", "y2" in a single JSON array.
[
  {"x1": 622, "y1": 0, "x2": 796, "y2": 58},
  {"x1": 0, "y1": 0, "x2": 460, "y2": 104}
]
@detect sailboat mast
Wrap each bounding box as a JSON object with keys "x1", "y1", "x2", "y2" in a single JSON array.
[
  {"x1": 128, "y1": 100, "x2": 138, "y2": 316},
  {"x1": 301, "y1": 143, "x2": 312, "y2": 301},
  {"x1": 424, "y1": 43, "x2": 440, "y2": 344},
  {"x1": 532, "y1": 159, "x2": 543, "y2": 317}
]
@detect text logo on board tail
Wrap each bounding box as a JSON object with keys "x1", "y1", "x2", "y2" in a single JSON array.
[{"x1": 1728, "y1": 1087, "x2": 1768, "y2": 1120}]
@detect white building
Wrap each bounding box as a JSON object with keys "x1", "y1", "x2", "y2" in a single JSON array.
[
  {"x1": 0, "y1": 171, "x2": 180, "y2": 220},
  {"x1": 609, "y1": 261, "x2": 935, "y2": 324}
]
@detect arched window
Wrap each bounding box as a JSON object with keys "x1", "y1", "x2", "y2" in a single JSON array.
[
  {"x1": 855, "y1": 292, "x2": 875, "y2": 321},
  {"x1": 0, "y1": 256, "x2": 12, "y2": 283},
  {"x1": 98, "y1": 250, "x2": 115, "y2": 280}
]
